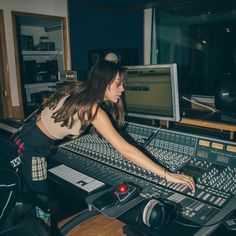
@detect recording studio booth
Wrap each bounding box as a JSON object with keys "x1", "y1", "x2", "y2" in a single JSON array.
[{"x1": 1, "y1": 0, "x2": 236, "y2": 236}]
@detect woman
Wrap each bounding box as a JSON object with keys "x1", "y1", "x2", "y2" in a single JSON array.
[{"x1": 13, "y1": 61, "x2": 195, "y2": 196}]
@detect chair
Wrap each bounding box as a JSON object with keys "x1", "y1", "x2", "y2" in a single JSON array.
[
  {"x1": 0, "y1": 169, "x2": 50, "y2": 236},
  {"x1": 0, "y1": 135, "x2": 60, "y2": 235},
  {"x1": 0, "y1": 135, "x2": 101, "y2": 236}
]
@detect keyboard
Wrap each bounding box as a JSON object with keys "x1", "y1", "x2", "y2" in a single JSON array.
[{"x1": 48, "y1": 164, "x2": 106, "y2": 194}]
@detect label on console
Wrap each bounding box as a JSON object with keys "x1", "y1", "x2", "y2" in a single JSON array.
[
  {"x1": 199, "y1": 140, "x2": 210, "y2": 147},
  {"x1": 211, "y1": 142, "x2": 224, "y2": 150},
  {"x1": 226, "y1": 145, "x2": 236, "y2": 153}
]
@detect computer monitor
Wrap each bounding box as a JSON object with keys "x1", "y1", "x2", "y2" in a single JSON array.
[{"x1": 124, "y1": 64, "x2": 180, "y2": 122}]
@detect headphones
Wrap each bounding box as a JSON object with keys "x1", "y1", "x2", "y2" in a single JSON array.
[{"x1": 140, "y1": 199, "x2": 180, "y2": 230}]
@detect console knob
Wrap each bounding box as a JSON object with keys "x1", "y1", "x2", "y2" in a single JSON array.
[{"x1": 117, "y1": 183, "x2": 129, "y2": 193}]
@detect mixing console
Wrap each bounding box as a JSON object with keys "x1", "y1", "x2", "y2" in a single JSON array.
[{"x1": 49, "y1": 122, "x2": 236, "y2": 235}]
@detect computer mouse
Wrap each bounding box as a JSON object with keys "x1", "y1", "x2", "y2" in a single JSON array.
[
  {"x1": 114, "y1": 182, "x2": 142, "y2": 206},
  {"x1": 93, "y1": 182, "x2": 142, "y2": 211}
]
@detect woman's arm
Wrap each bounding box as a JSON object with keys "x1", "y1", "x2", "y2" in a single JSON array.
[{"x1": 92, "y1": 108, "x2": 195, "y2": 191}]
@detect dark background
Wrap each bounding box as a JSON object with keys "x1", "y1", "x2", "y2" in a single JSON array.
[{"x1": 68, "y1": 0, "x2": 236, "y2": 110}]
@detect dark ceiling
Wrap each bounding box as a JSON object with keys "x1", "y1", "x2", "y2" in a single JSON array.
[
  {"x1": 18, "y1": 0, "x2": 236, "y2": 27},
  {"x1": 77, "y1": 0, "x2": 236, "y2": 16},
  {"x1": 77, "y1": 0, "x2": 197, "y2": 13}
]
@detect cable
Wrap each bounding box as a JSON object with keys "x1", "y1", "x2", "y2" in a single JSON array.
[
  {"x1": 51, "y1": 48, "x2": 61, "y2": 61},
  {"x1": 143, "y1": 126, "x2": 161, "y2": 148},
  {"x1": 182, "y1": 96, "x2": 217, "y2": 113},
  {"x1": 141, "y1": 126, "x2": 165, "y2": 199}
]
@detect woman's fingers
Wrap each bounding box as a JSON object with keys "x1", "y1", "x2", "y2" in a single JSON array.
[
  {"x1": 167, "y1": 172, "x2": 196, "y2": 192},
  {"x1": 182, "y1": 174, "x2": 195, "y2": 192}
]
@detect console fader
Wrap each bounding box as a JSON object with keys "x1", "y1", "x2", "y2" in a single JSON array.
[{"x1": 50, "y1": 122, "x2": 236, "y2": 235}]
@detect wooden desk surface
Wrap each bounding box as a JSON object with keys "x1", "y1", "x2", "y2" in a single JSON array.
[
  {"x1": 179, "y1": 117, "x2": 236, "y2": 140},
  {"x1": 160, "y1": 117, "x2": 236, "y2": 140},
  {"x1": 180, "y1": 117, "x2": 236, "y2": 131}
]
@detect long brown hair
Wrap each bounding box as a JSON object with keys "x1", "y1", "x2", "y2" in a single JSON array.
[{"x1": 44, "y1": 61, "x2": 126, "y2": 130}]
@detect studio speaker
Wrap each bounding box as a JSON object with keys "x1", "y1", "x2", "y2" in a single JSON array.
[{"x1": 88, "y1": 48, "x2": 139, "y2": 68}]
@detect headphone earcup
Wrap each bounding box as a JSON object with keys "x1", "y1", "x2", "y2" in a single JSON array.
[
  {"x1": 142, "y1": 199, "x2": 177, "y2": 230},
  {"x1": 142, "y1": 199, "x2": 166, "y2": 229}
]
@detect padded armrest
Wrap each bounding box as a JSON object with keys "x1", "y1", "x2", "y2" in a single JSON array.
[
  {"x1": 0, "y1": 217, "x2": 50, "y2": 236},
  {"x1": 24, "y1": 193, "x2": 60, "y2": 214},
  {"x1": 60, "y1": 209, "x2": 100, "y2": 235}
]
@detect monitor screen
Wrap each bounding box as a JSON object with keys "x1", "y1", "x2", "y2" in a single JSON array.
[{"x1": 124, "y1": 64, "x2": 180, "y2": 122}]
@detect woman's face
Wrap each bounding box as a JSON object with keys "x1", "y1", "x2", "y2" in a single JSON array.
[{"x1": 104, "y1": 72, "x2": 124, "y2": 103}]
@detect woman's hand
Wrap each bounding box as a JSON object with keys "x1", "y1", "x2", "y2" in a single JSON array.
[
  {"x1": 92, "y1": 108, "x2": 196, "y2": 193},
  {"x1": 166, "y1": 171, "x2": 195, "y2": 192}
]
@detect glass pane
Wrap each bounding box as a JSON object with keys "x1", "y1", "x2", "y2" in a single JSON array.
[{"x1": 152, "y1": 0, "x2": 236, "y2": 96}]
